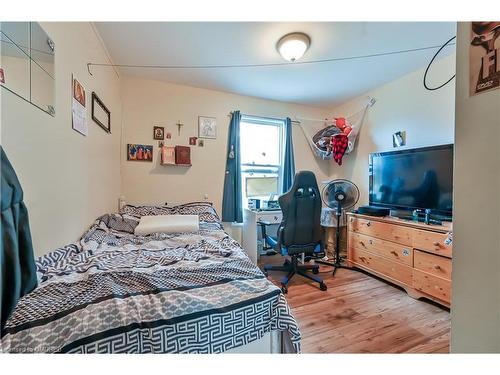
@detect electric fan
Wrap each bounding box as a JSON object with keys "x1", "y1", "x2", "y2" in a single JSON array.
[{"x1": 316, "y1": 179, "x2": 360, "y2": 276}]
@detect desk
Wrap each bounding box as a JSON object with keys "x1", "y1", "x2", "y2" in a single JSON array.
[{"x1": 242, "y1": 208, "x2": 282, "y2": 264}]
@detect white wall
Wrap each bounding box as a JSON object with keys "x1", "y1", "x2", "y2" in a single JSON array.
[
  {"x1": 327, "y1": 54, "x2": 456, "y2": 205},
  {"x1": 451, "y1": 22, "x2": 500, "y2": 353},
  {"x1": 0, "y1": 22, "x2": 122, "y2": 256},
  {"x1": 120, "y1": 77, "x2": 331, "y2": 214}
]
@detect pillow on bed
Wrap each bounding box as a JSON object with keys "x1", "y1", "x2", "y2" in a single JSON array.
[{"x1": 134, "y1": 214, "x2": 199, "y2": 235}]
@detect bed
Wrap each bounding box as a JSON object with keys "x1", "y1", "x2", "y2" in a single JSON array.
[{"x1": 0, "y1": 202, "x2": 301, "y2": 353}]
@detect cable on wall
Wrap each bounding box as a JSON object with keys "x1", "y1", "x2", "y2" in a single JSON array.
[
  {"x1": 423, "y1": 36, "x2": 456, "y2": 91},
  {"x1": 86, "y1": 42, "x2": 456, "y2": 76}
]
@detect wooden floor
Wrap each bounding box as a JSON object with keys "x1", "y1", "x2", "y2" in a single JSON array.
[{"x1": 259, "y1": 256, "x2": 450, "y2": 353}]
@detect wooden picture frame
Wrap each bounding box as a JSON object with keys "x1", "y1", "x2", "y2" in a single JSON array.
[
  {"x1": 153, "y1": 126, "x2": 165, "y2": 140},
  {"x1": 198, "y1": 116, "x2": 217, "y2": 139},
  {"x1": 91, "y1": 92, "x2": 111, "y2": 133}
]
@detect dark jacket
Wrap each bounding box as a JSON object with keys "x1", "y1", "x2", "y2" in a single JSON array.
[{"x1": 1, "y1": 147, "x2": 37, "y2": 331}]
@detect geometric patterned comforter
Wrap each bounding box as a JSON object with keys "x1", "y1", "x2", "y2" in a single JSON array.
[{"x1": 0, "y1": 202, "x2": 301, "y2": 353}]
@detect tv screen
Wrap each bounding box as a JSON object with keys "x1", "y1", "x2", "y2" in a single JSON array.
[{"x1": 369, "y1": 144, "x2": 453, "y2": 215}]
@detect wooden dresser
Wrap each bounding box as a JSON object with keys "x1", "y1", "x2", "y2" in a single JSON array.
[{"x1": 346, "y1": 213, "x2": 452, "y2": 307}]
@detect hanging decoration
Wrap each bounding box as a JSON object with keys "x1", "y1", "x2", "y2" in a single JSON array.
[{"x1": 297, "y1": 97, "x2": 375, "y2": 165}]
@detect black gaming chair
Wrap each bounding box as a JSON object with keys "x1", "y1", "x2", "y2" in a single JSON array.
[{"x1": 263, "y1": 171, "x2": 327, "y2": 293}]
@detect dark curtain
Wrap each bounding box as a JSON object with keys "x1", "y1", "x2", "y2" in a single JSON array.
[
  {"x1": 282, "y1": 117, "x2": 296, "y2": 193},
  {"x1": 222, "y1": 111, "x2": 243, "y2": 223},
  {"x1": 1, "y1": 147, "x2": 37, "y2": 331}
]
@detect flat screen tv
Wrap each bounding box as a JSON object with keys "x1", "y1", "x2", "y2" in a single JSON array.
[{"x1": 369, "y1": 144, "x2": 453, "y2": 216}]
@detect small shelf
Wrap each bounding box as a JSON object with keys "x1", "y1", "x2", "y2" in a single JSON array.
[{"x1": 160, "y1": 163, "x2": 192, "y2": 167}]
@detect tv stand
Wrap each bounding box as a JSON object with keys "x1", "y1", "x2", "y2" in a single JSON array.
[{"x1": 347, "y1": 213, "x2": 452, "y2": 307}]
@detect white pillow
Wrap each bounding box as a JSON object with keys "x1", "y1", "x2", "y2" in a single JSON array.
[{"x1": 134, "y1": 215, "x2": 199, "y2": 236}]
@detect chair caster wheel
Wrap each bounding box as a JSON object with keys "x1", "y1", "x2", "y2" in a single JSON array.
[
  {"x1": 312, "y1": 267, "x2": 319, "y2": 275},
  {"x1": 320, "y1": 282, "x2": 327, "y2": 291},
  {"x1": 281, "y1": 284, "x2": 288, "y2": 294},
  {"x1": 304, "y1": 256, "x2": 312, "y2": 263}
]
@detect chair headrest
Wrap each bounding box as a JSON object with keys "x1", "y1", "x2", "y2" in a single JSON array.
[{"x1": 289, "y1": 171, "x2": 319, "y2": 194}]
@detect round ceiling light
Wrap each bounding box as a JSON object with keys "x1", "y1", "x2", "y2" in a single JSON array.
[{"x1": 276, "y1": 32, "x2": 311, "y2": 62}]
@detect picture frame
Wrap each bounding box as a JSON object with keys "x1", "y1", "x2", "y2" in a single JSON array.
[
  {"x1": 198, "y1": 116, "x2": 217, "y2": 139},
  {"x1": 189, "y1": 136, "x2": 197, "y2": 145},
  {"x1": 91, "y1": 92, "x2": 111, "y2": 133},
  {"x1": 160, "y1": 146, "x2": 176, "y2": 165},
  {"x1": 392, "y1": 131, "x2": 406, "y2": 148},
  {"x1": 153, "y1": 126, "x2": 165, "y2": 140},
  {"x1": 127, "y1": 144, "x2": 153, "y2": 162}
]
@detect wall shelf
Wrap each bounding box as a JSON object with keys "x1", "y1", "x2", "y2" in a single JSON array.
[{"x1": 160, "y1": 163, "x2": 192, "y2": 167}]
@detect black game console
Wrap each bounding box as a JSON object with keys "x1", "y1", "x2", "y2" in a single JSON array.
[{"x1": 356, "y1": 205, "x2": 391, "y2": 217}]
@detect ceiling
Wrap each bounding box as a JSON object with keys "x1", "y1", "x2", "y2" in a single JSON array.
[{"x1": 95, "y1": 22, "x2": 456, "y2": 108}]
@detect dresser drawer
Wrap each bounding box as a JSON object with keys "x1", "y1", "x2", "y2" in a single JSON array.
[
  {"x1": 414, "y1": 250, "x2": 452, "y2": 280},
  {"x1": 349, "y1": 217, "x2": 413, "y2": 246},
  {"x1": 413, "y1": 270, "x2": 451, "y2": 304},
  {"x1": 350, "y1": 247, "x2": 413, "y2": 286},
  {"x1": 414, "y1": 230, "x2": 452, "y2": 258},
  {"x1": 348, "y1": 232, "x2": 413, "y2": 266}
]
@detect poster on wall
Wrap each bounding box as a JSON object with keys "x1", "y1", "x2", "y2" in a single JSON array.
[
  {"x1": 470, "y1": 22, "x2": 500, "y2": 96},
  {"x1": 72, "y1": 75, "x2": 88, "y2": 136}
]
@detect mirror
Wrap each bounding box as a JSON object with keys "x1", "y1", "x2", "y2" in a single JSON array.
[
  {"x1": 0, "y1": 22, "x2": 55, "y2": 116},
  {"x1": 30, "y1": 23, "x2": 55, "y2": 114},
  {"x1": 0, "y1": 22, "x2": 31, "y2": 101}
]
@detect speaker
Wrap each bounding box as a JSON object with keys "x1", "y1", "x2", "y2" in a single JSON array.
[{"x1": 357, "y1": 205, "x2": 390, "y2": 217}]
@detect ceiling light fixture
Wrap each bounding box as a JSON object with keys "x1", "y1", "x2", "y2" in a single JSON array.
[{"x1": 276, "y1": 32, "x2": 311, "y2": 62}]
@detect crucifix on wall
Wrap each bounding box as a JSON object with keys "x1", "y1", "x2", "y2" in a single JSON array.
[{"x1": 176, "y1": 121, "x2": 184, "y2": 136}]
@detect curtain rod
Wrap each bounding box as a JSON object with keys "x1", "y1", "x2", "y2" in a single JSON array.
[{"x1": 228, "y1": 111, "x2": 301, "y2": 124}]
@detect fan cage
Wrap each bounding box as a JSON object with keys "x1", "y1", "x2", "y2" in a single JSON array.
[{"x1": 321, "y1": 179, "x2": 360, "y2": 210}]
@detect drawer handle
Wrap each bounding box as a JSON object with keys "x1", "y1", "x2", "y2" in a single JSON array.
[
  {"x1": 390, "y1": 250, "x2": 398, "y2": 257},
  {"x1": 433, "y1": 264, "x2": 441, "y2": 270},
  {"x1": 366, "y1": 221, "x2": 372, "y2": 227},
  {"x1": 359, "y1": 241, "x2": 365, "y2": 247},
  {"x1": 433, "y1": 241, "x2": 441, "y2": 247},
  {"x1": 368, "y1": 239, "x2": 373, "y2": 245},
  {"x1": 350, "y1": 217, "x2": 354, "y2": 222},
  {"x1": 359, "y1": 256, "x2": 367, "y2": 262}
]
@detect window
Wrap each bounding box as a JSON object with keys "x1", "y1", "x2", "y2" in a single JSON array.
[{"x1": 240, "y1": 115, "x2": 285, "y2": 207}]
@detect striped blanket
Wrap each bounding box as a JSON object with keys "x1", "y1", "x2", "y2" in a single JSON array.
[{"x1": 0, "y1": 202, "x2": 300, "y2": 353}]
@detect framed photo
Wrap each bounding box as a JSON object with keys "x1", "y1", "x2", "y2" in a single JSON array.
[
  {"x1": 392, "y1": 131, "x2": 406, "y2": 148},
  {"x1": 153, "y1": 126, "x2": 165, "y2": 140},
  {"x1": 198, "y1": 139, "x2": 204, "y2": 147},
  {"x1": 161, "y1": 146, "x2": 176, "y2": 165},
  {"x1": 127, "y1": 144, "x2": 153, "y2": 162},
  {"x1": 166, "y1": 132, "x2": 172, "y2": 139},
  {"x1": 91, "y1": 92, "x2": 111, "y2": 133},
  {"x1": 198, "y1": 116, "x2": 217, "y2": 139},
  {"x1": 73, "y1": 77, "x2": 86, "y2": 107},
  {"x1": 189, "y1": 136, "x2": 197, "y2": 145}
]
